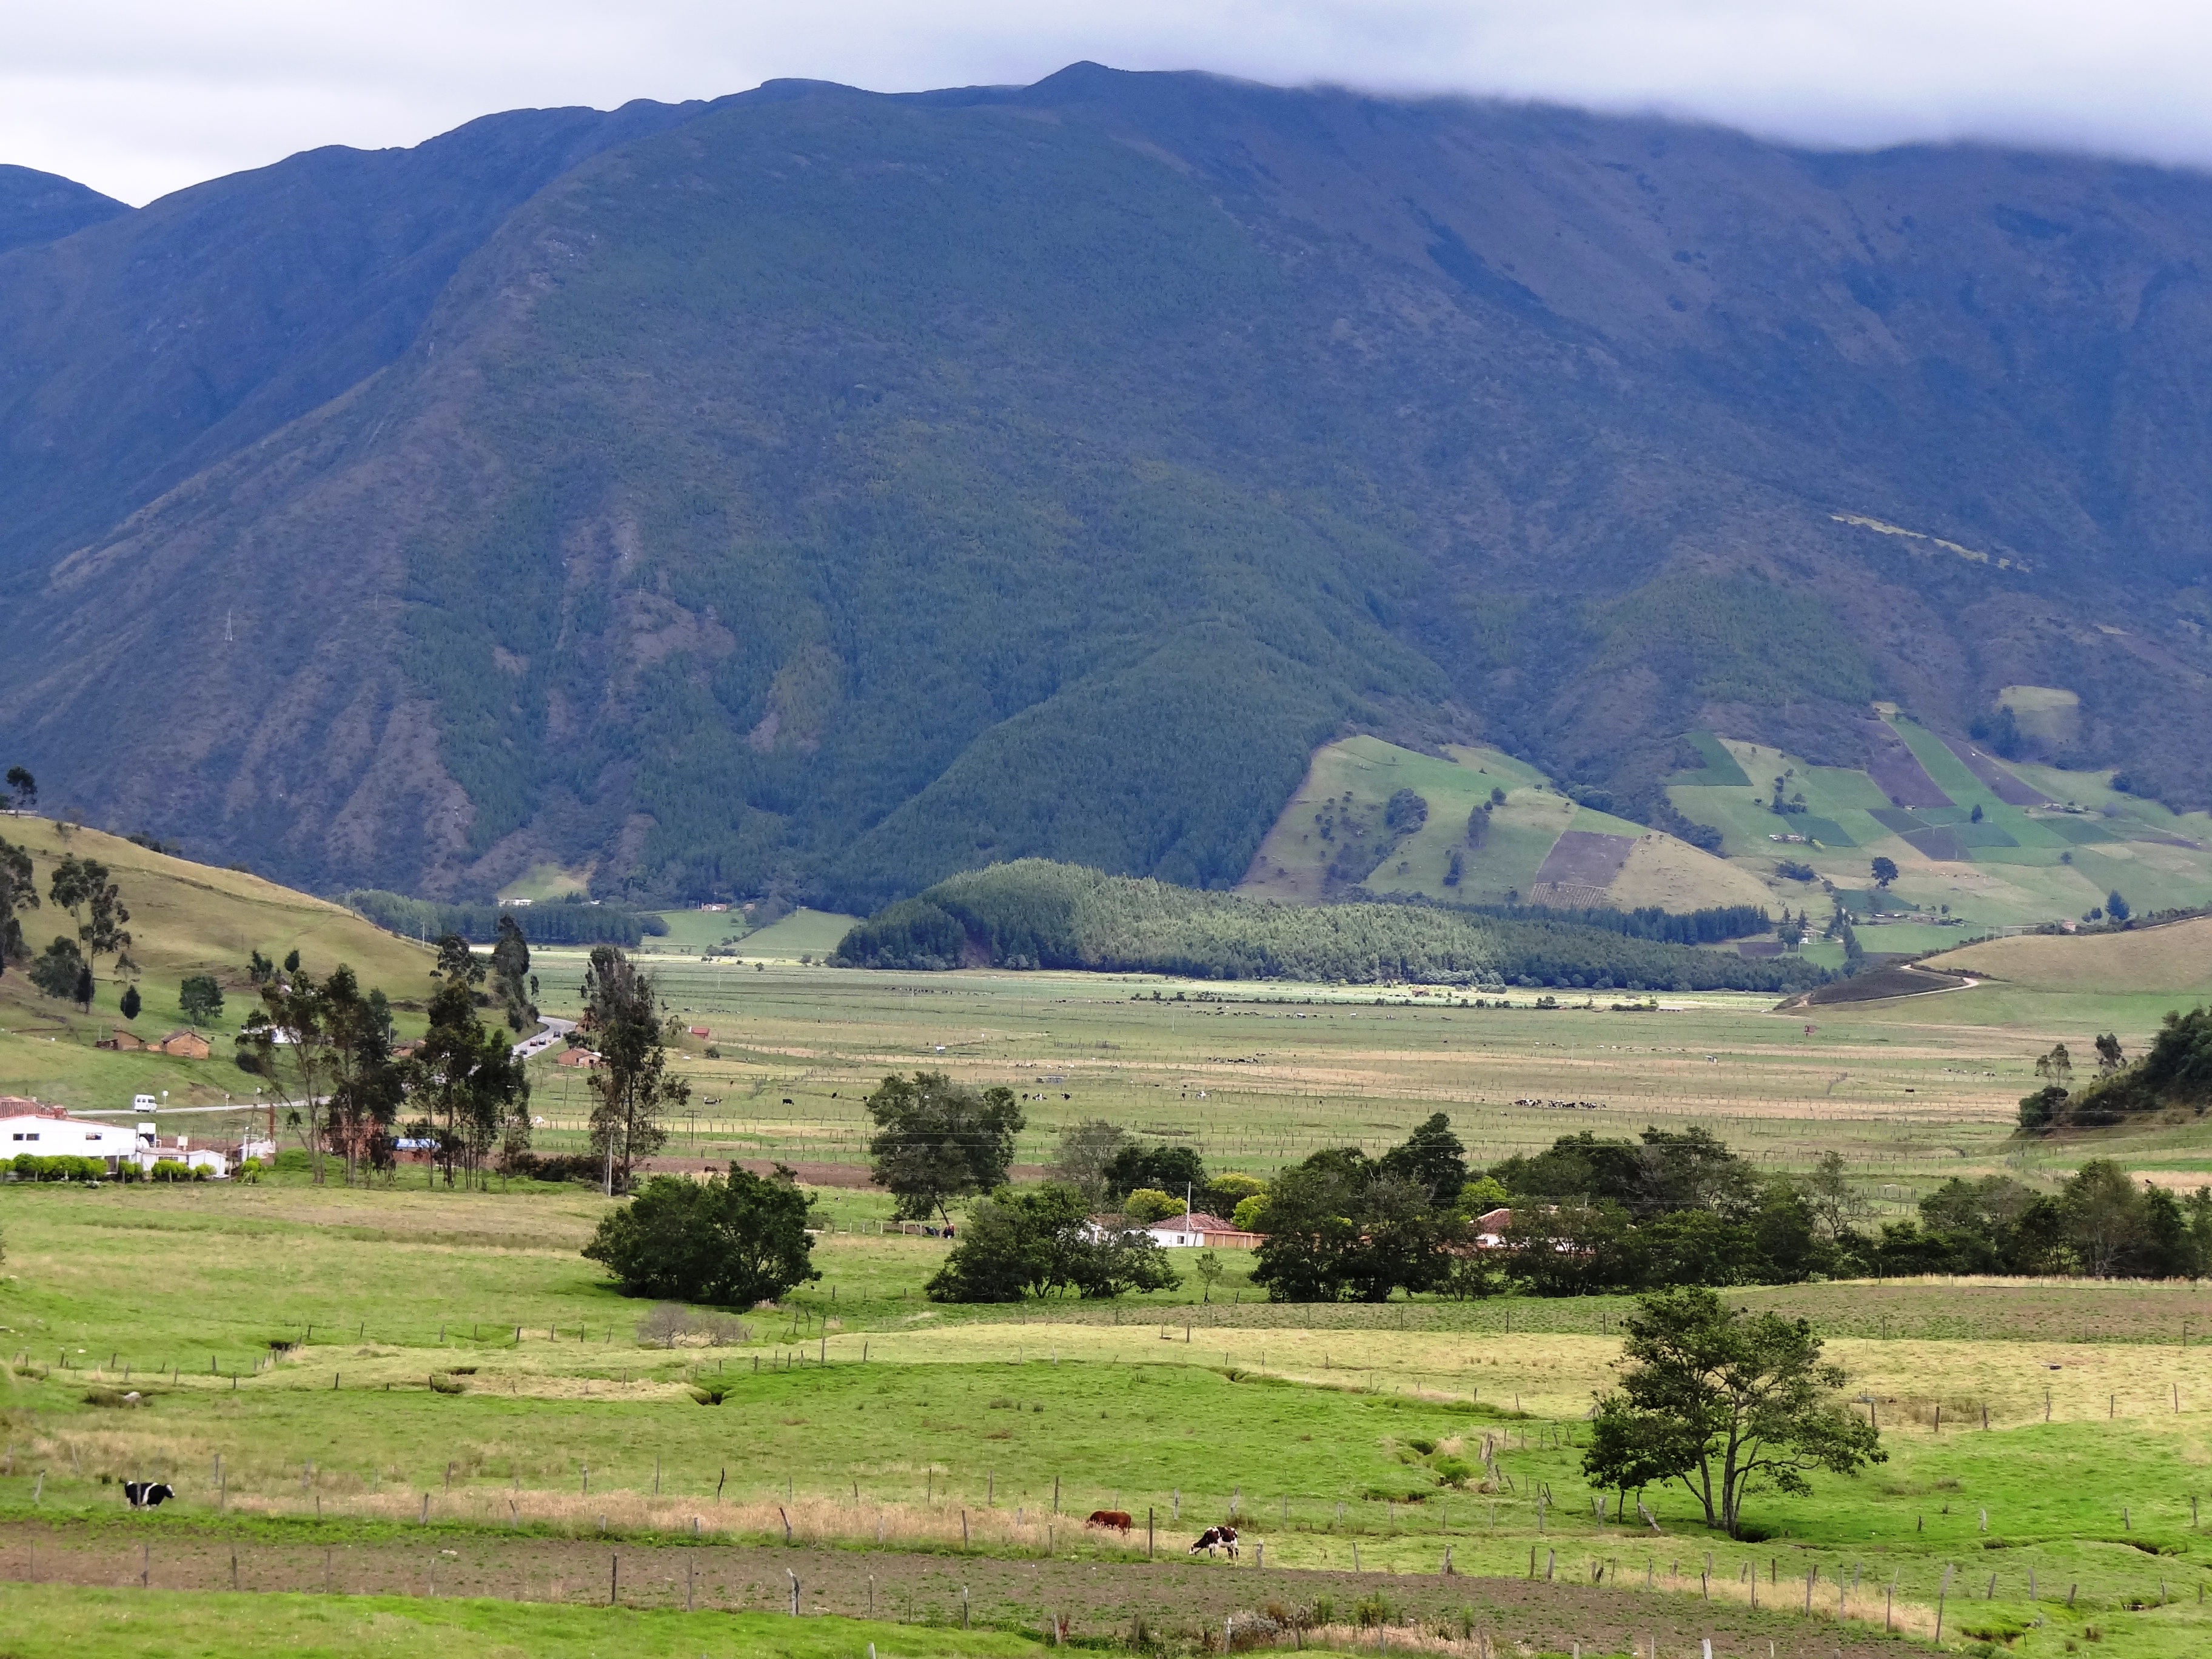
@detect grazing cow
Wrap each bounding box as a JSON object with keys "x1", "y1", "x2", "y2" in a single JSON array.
[
  {"x1": 124, "y1": 1481, "x2": 174, "y2": 1510},
  {"x1": 1085, "y1": 1509, "x2": 1133, "y2": 1534},
  {"x1": 1189, "y1": 1523, "x2": 1239, "y2": 1558}
]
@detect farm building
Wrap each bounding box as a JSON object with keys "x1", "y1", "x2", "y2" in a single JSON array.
[
  {"x1": 1118, "y1": 1211, "x2": 1264, "y2": 1250},
  {"x1": 0, "y1": 1099, "x2": 229, "y2": 1177}
]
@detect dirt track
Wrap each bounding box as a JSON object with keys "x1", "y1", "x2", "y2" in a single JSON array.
[{"x1": 0, "y1": 1519, "x2": 1921, "y2": 1655}]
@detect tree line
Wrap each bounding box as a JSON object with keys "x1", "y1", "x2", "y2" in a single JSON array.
[
  {"x1": 346, "y1": 889, "x2": 668, "y2": 947},
  {"x1": 833, "y1": 858, "x2": 1826, "y2": 993},
  {"x1": 823, "y1": 1092, "x2": 2212, "y2": 1304}
]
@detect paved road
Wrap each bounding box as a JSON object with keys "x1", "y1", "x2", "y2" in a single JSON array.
[{"x1": 511, "y1": 1014, "x2": 577, "y2": 1061}]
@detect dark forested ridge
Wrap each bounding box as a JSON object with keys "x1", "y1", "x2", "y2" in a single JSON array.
[
  {"x1": 832, "y1": 859, "x2": 1826, "y2": 992},
  {"x1": 9, "y1": 65, "x2": 2212, "y2": 908}
]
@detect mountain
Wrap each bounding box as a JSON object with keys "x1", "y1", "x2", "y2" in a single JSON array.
[
  {"x1": 7, "y1": 65, "x2": 2212, "y2": 911},
  {"x1": 0, "y1": 164, "x2": 129, "y2": 255}
]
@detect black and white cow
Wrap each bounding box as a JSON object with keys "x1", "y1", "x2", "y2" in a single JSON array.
[
  {"x1": 124, "y1": 1481, "x2": 174, "y2": 1510},
  {"x1": 1188, "y1": 1523, "x2": 1239, "y2": 1558}
]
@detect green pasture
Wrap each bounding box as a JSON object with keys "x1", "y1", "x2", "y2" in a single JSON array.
[
  {"x1": 14, "y1": 1183, "x2": 2212, "y2": 1652},
  {"x1": 637, "y1": 907, "x2": 860, "y2": 960},
  {"x1": 0, "y1": 1586, "x2": 1042, "y2": 1659}
]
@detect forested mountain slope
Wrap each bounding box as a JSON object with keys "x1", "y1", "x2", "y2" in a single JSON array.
[{"x1": 7, "y1": 65, "x2": 2212, "y2": 911}]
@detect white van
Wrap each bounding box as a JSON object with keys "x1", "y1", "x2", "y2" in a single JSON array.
[{"x1": 132, "y1": 1094, "x2": 157, "y2": 1113}]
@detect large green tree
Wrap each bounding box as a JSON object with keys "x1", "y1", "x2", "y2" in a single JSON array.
[
  {"x1": 26, "y1": 935, "x2": 82, "y2": 1001},
  {"x1": 1250, "y1": 1147, "x2": 1456, "y2": 1302},
  {"x1": 1583, "y1": 1287, "x2": 1882, "y2": 1537},
  {"x1": 0, "y1": 836, "x2": 34, "y2": 971},
  {"x1": 321, "y1": 965, "x2": 406, "y2": 1185},
  {"x1": 178, "y1": 974, "x2": 224, "y2": 1027},
  {"x1": 863, "y1": 1071, "x2": 1025, "y2": 1224},
  {"x1": 580, "y1": 945, "x2": 685, "y2": 1193},
  {"x1": 925, "y1": 1183, "x2": 1178, "y2": 1302},
  {"x1": 48, "y1": 854, "x2": 132, "y2": 981},
  {"x1": 583, "y1": 1162, "x2": 819, "y2": 1305},
  {"x1": 410, "y1": 967, "x2": 530, "y2": 1190},
  {"x1": 236, "y1": 968, "x2": 342, "y2": 1184},
  {"x1": 1377, "y1": 1111, "x2": 1467, "y2": 1205},
  {"x1": 489, "y1": 914, "x2": 535, "y2": 1033}
]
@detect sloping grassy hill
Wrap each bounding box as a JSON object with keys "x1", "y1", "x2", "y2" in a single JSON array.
[
  {"x1": 1241, "y1": 737, "x2": 1773, "y2": 913},
  {"x1": 1923, "y1": 914, "x2": 2212, "y2": 994},
  {"x1": 0, "y1": 817, "x2": 434, "y2": 1108}
]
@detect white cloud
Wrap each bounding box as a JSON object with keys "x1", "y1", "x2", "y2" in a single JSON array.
[{"x1": 9, "y1": 1, "x2": 2212, "y2": 207}]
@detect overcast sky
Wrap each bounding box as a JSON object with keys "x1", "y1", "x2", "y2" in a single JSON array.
[{"x1": 12, "y1": 1, "x2": 2212, "y2": 206}]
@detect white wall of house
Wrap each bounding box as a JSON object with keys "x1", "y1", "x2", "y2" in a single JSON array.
[{"x1": 1, "y1": 1113, "x2": 122, "y2": 1158}]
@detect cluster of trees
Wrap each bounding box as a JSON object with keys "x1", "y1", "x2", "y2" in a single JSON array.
[
  {"x1": 1250, "y1": 1122, "x2": 1486, "y2": 1301},
  {"x1": 346, "y1": 890, "x2": 668, "y2": 948},
  {"x1": 1227, "y1": 1124, "x2": 2212, "y2": 1302},
  {"x1": 1861, "y1": 1163, "x2": 2212, "y2": 1279},
  {"x1": 237, "y1": 934, "x2": 529, "y2": 1189},
  {"x1": 1, "y1": 843, "x2": 134, "y2": 1011},
  {"x1": 834, "y1": 859, "x2": 1826, "y2": 993},
  {"x1": 2020, "y1": 1010, "x2": 2212, "y2": 1130},
  {"x1": 1044, "y1": 1120, "x2": 1265, "y2": 1221}
]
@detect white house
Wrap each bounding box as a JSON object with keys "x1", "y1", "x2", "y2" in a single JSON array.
[
  {"x1": 1102, "y1": 1210, "x2": 1265, "y2": 1250},
  {"x1": 2, "y1": 1104, "x2": 123, "y2": 1162}
]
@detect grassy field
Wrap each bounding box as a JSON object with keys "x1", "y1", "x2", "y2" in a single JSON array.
[
  {"x1": 506, "y1": 953, "x2": 2197, "y2": 1204},
  {"x1": 1238, "y1": 737, "x2": 1768, "y2": 914},
  {"x1": 0, "y1": 1586, "x2": 1044, "y2": 1658},
  {"x1": 7, "y1": 823, "x2": 2212, "y2": 1651},
  {"x1": 1926, "y1": 917, "x2": 2212, "y2": 994},
  {"x1": 12, "y1": 1184, "x2": 2212, "y2": 1652}
]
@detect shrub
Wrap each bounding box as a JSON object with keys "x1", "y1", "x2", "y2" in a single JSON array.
[
  {"x1": 272, "y1": 1148, "x2": 311, "y2": 1173},
  {"x1": 583, "y1": 1162, "x2": 819, "y2": 1305},
  {"x1": 150, "y1": 1160, "x2": 192, "y2": 1182},
  {"x1": 1431, "y1": 1455, "x2": 1478, "y2": 1488},
  {"x1": 1232, "y1": 1193, "x2": 1269, "y2": 1232},
  {"x1": 500, "y1": 1150, "x2": 603, "y2": 1184},
  {"x1": 1124, "y1": 1187, "x2": 1184, "y2": 1223}
]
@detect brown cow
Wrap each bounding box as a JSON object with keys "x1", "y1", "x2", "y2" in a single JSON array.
[{"x1": 1085, "y1": 1509, "x2": 1134, "y2": 1534}]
